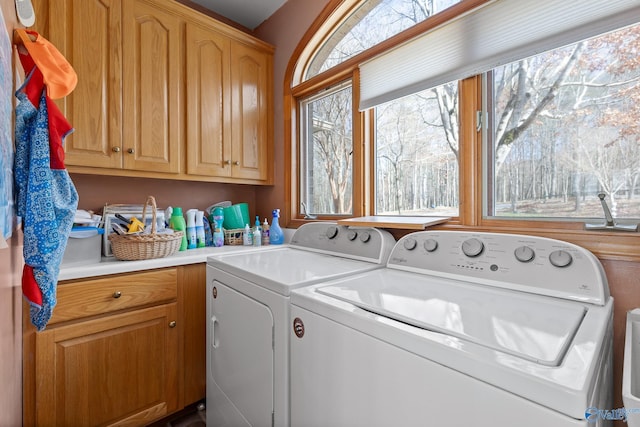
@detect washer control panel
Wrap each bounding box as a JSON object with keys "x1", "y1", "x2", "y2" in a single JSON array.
[
  {"x1": 389, "y1": 231, "x2": 608, "y2": 305},
  {"x1": 290, "y1": 222, "x2": 396, "y2": 263}
]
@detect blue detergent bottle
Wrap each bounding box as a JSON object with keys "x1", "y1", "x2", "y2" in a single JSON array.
[{"x1": 269, "y1": 209, "x2": 284, "y2": 245}]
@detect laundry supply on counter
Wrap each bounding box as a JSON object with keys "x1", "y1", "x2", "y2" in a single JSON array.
[
  {"x1": 195, "y1": 210, "x2": 206, "y2": 248},
  {"x1": 186, "y1": 209, "x2": 197, "y2": 249},
  {"x1": 203, "y1": 214, "x2": 214, "y2": 246},
  {"x1": 243, "y1": 223, "x2": 252, "y2": 246},
  {"x1": 212, "y1": 207, "x2": 224, "y2": 247},
  {"x1": 269, "y1": 209, "x2": 284, "y2": 245},
  {"x1": 262, "y1": 218, "x2": 270, "y2": 245},
  {"x1": 13, "y1": 30, "x2": 78, "y2": 331},
  {"x1": 169, "y1": 207, "x2": 187, "y2": 251},
  {"x1": 253, "y1": 216, "x2": 261, "y2": 246}
]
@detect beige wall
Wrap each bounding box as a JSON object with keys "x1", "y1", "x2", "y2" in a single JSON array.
[
  {"x1": 0, "y1": 0, "x2": 23, "y2": 425},
  {"x1": 254, "y1": 0, "x2": 331, "y2": 220}
]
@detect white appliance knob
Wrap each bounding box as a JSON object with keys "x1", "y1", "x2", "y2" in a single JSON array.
[
  {"x1": 423, "y1": 239, "x2": 438, "y2": 252},
  {"x1": 359, "y1": 231, "x2": 371, "y2": 243},
  {"x1": 347, "y1": 230, "x2": 358, "y2": 241},
  {"x1": 326, "y1": 226, "x2": 338, "y2": 239},
  {"x1": 514, "y1": 246, "x2": 535, "y2": 262},
  {"x1": 461, "y1": 238, "x2": 484, "y2": 257},
  {"x1": 403, "y1": 238, "x2": 417, "y2": 251},
  {"x1": 549, "y1": 250, "x2": 573, "y2": 268}
]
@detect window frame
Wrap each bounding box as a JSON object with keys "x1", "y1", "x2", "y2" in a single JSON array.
[{"x1": 284, "y1": 0, "x2": 640, "y2": 262}]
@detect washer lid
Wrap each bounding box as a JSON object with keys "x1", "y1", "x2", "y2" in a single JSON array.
[
  {"x1": 208, "y1": 247, "x2": 383, "y2": 296},
  {"x1": 317, "y1": 270, "x2": 586, "y2": 366}
]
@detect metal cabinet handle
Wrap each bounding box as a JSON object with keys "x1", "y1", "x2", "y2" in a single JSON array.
[
  {"x1": 112, "y1": 146, "x2": 121, "y2": 153},
  {"x1": 169, "y1": 321, "x2": 177, "y2": 328},
  {"x1": 112, "y1": 291, "x2": 122, "y2": 299},
  {"x1": 127, "y1": 148, "x2": 135, "y2": 154}
]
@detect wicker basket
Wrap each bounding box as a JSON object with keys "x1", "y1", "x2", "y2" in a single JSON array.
[
  {"x1": 108, "y1": 196, "x2": 184, "y2": 261},
  {"x1": 224, "y1": 228, "x2": 245, "y2": 245}
]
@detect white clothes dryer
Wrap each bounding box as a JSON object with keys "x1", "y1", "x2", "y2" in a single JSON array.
[
  {"x1": 290, "y1": 231, "x2": 613, "y2": 427},
  {"x1": 205, "y1": 222, "x2": 395, "y2": 427}
]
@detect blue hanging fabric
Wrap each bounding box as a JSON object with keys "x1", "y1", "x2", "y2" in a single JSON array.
[
  {"x1": 14, "y1": 87, "x2": 78, "y2": 331},
  {"x1": 14, "y1": 32, "x2": 78, "y2": 331}
]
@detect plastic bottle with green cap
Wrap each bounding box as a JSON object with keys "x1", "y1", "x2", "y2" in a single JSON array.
[{"x1": 169, "y1": 207, "x2": 188, "y2": 251}]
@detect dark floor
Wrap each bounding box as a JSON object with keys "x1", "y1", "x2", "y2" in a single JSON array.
[
  {"x1": 147, "y1": 402, "x2": 206, "y2": 427},
  {"x1": 167, "y1": 410, "x2": 206, "y2": 427}
]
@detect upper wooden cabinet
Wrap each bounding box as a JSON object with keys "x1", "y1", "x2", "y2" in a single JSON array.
[
  {"x1": 186, "y1": 24, "x2": 271, "y2": 181},
  {"x1": 47, "y1": 0, "x2": 123, "y2": 169},
  {"x1": 41, "y1": 0, "x2": 273, "y2": 183},
  {"x1": 122, "y1": 0, "x2": 182, "y2": 173}
]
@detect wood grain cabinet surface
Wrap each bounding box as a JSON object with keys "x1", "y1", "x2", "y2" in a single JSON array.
[
  {"x1": 23, "y1": 265, "x2": 207, "y2": 427},
  {"x1": 39, "y1": 0, "x2": 273, "y2": 184}
]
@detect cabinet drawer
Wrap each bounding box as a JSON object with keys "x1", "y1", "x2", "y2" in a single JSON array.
[{"x1": 50, "y1": 269, "x2": 177, "y2": 324}]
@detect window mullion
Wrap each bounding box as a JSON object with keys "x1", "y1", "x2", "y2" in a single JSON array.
[{"x1": 458, "y1": 76, "x2": 483, "y2": 226}]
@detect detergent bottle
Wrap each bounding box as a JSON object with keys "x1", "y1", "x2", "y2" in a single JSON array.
[{"x1": 169, "y1": 207, "x2": 187, "y2": 251}]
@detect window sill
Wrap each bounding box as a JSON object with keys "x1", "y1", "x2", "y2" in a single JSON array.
[{"x1": 336, "y1": 216, "x2": 451, "y2": 229}]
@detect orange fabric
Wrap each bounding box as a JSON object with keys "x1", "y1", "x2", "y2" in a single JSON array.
[
  {"x1": 14, "y1": 29, "x2": 77, "y2": 99},
  {"x1": 16, "y1": 47, "x2": 71, "y2": 170}
]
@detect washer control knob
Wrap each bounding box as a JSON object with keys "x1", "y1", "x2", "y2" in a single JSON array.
[
  {"x1": 423, "y1": 238, "x2": 438, "y2": 252},
  {"x1": 514, "y1": 246, "x2": 535, "y2": 263},
  {"x1": 549, "y1": 250, "x2": 572, "y2": 268},
  {"x1": 347, "y1": 230, "x2": 358, "y2": 241},
  {"x1": 326, "y1": 226, "x2": 339, "y2": 239},
  {"x1": 403, "y1": 238, "x2": 417, "y2": 251},
  {"x1": 461, "y1": 238, "x2": 484, "y2": 257},
  {"x1": 359, "y1": 231, "x2": 371, "y2": 243}
]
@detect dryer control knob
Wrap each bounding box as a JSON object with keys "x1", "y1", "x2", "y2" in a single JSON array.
[
  {"x1": 461, "y1": 238, "x2": 484, "y2": 257},
  {"x1": 514, "y1": 246, "x2": 535, "y2": 263},
  {"x1": 359, "y1": 231, "x2": 371, "y2": 243},
  {"x1": 424, "y1": 238, "x2": 438, "y2": 252},
  {"x1": 347, "y1": 230, "x2": 358, "y2": 241},
  {"x1": 403, "y1": 238, "x2": 417, "y2": 251},
  {"x1": 549, "y1": 250, "x2": 573, "y2": 268},
  {"x1": 326, "y1": 226, "x2": 339, "y2": 239}
]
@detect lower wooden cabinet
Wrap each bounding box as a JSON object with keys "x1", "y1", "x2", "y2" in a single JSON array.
[{"x1": 23, "y1": 265, "x2": 207, "y2": 427}]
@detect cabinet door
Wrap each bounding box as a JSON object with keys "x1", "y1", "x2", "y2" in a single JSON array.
[
  {"x1": 185, "y1": 24, "x2": 231, "y2": 177},
  {"x1": 34, "y1": 304, "x2": 179, "y2": 426},
  {"x1": 230, "y1": 42, "x2": 270, "y2": 181},
  {"x1": 48, "y1": 0, "x2": 123, "y2": 169},
  {"x1": 122, "y1": 0, "x2": 181, "y2": 173}
]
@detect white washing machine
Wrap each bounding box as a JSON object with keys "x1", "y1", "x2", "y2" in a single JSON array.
[
  {"x1": 205, "y1": 222, "x2": 395, "y2": 427},
  {"x1": 290, "y1": 231, "x2": 613, "y2": 427}
]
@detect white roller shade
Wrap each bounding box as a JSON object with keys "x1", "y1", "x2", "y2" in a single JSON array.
[{"x1": 359, "y1": 0, "x2": 640, "y2": 110}]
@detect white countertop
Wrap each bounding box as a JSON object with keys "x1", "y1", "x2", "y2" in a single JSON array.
[{"x1": 59, "y1": 244, "x2": 277, "y2": 281}]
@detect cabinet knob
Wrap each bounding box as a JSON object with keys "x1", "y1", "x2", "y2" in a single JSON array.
[
  {"x1": 224, "y1": 160, "x2": 231, "y2": 165},
  {"x1": 169, "y1": 321, "x2": 177, "y2": 328},
  {"x1": 127, "y1": 148, "x2": 135, "y2": 154},
  {"x1": 233, "y1": 161, "x2": 240, "y2": 166},
  {"x1": 112, "y1": 291, "x2": 122, "y2": 299},
  {"x1": 112, "y1": 146, "x2": 121, "y2": 153}
]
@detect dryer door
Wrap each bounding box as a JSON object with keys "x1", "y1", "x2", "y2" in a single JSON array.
[{"x1": 209, "y1": 280, "x2": 274, "y2": 427}]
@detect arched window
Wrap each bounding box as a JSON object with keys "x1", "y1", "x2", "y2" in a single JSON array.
[{"x1": 287, "y1": 0, "x2": 640, "y2": 244}]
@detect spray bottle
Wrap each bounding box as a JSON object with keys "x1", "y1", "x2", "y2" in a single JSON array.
[{"x1": 269, "y1": 209, "x2": 284, "y2": 244}]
